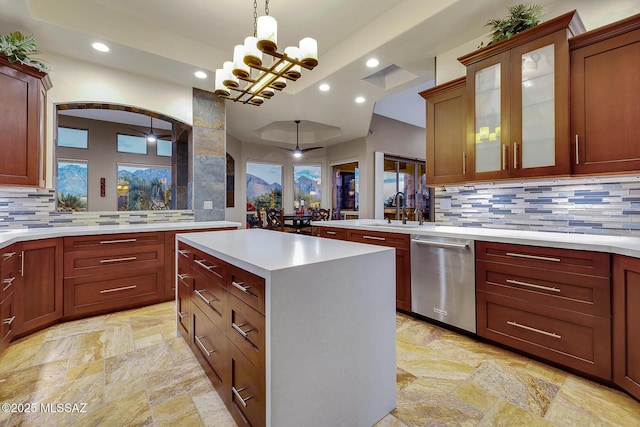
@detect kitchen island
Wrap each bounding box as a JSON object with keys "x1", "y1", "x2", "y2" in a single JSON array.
[{"x1": 176, "y1": 228, "x2": 397, "y2": 427}]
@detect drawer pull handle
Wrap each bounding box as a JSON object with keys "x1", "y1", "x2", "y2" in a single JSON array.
[
  {"x1": 232, "y1": 322, "x2": 253, "y2": 338},
  {"x1": 177, "y1": 273, "x2": 188, "y2": 280},
  {"x1": 506, "y1": 279, "x2": 561, "y2": 293},
  {"x1": 231, "y1": 280, "x2": 251, "y2": 293},
  {"x1": 326, "y1": 231, "x2": 337, "y2": 235},
  {"x1": 507, "y1": 321, "x2": 561, "y2": 339},
  {"x1": 363, "y1": 235, "x2": 386, "y2": 241},
  {"x1": 505, "y1": 252, "x2": 560, "y2": 263},
  {"x1": 2, "y1": 251, "x2": 16, "y2": 261},
  {"x1": 195, "y1": 335, "x2": 216, "y2": 356},
  {"x1": 412, "y1": 239, "x2": 468, "y2": 249},
  {"x1": 177, "y1": 249, "x2": 190, "y2": 257},
  {"x1": 194, "y1": 259, "x2": 217, "y2": 271},
  {"x1": 178, "y1": 311, "x2": 187, "y2": 320},
  {"x1": 99, "y1": 238, "x2": 137, "y2": 244},
  {"x1": 2, "y1": 277, "x2": 15, "y2": 291},
  {"x1": 3, "y1": 316, "x2": 15, "y2": 325},
  {"x1": 194, "y1": 289, "x2": 217, "y2": 305},
  {"x1": 232, "y1": 386, "x2": 253, "y2": 407},
  {"x1": 100, "y1": 285, "x2": 137, "y2": 294},
  {"x1": 100, "y1": 256, "x2": 137, "y2": 264}
]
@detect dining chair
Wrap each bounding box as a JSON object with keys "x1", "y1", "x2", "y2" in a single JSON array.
[
  {"x1": 256, "y1": 209, "x2": 264, "y2": 228},
  {"x1": 265, "y1": 208, "x2": 297, "y2": 232}
]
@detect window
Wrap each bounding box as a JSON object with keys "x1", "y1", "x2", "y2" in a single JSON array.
[
  {"x1": 117, "y1": 164, "x2": 171, "y2": 211},
  {"x1": 382, "y1": 156, "x2": 429, "y2": 221},
  {"x1": 294, "y1": 165, "x2": 321, "y2": 209},
  {"x1": 246, "y1": 162, "x2": 282, "y2": 211},
  {"x1": 332, "y1": 162, "x2": 359, "y2": 213},
  {"x1": 117, "y1": 134, "x2": 147, "y2": 154},
  {"x1": 58, "y1": 127, "x2": 88, "y2": 149},
  {"x1": 156, "y1": 139, "x2": 172, "y2": 157},
  {"x1": 57, "y1": 160, "x2": 88, "y2": 211}
]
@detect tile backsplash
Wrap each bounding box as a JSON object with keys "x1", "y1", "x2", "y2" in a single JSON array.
[
  {"x1": 434, "y1": 175, "x2": 640, "y2": 236},
  {"x1": 0, "y1": 187, "x2": 194, "y2": 228}
]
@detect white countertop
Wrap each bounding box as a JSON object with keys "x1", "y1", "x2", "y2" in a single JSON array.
[
  {"x1": 177, "y1": 228, "x2": 394, "y2": 278},
  {"x1": 0, "y1": 221, "x2": 241, "y2": 249},
  {"x1": 313, "y1": 219, "x2": 640, "y2": 258}
]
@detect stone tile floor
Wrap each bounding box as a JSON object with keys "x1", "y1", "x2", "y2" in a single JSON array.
[{"x1": 0, "y1": 302, "x2": 638, "y2": 426}]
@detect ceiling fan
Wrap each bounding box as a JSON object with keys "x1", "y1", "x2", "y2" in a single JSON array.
[
  {"x1": 129, "y1": 116, "x2": 172, "y2": 142},
  {"x1": 277, "y1": 120, "x2": 323, "y2": 158}
]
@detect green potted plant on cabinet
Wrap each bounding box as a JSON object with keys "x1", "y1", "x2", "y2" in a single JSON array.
[
  {"x1": 480, "y1": 3, "x2": 544, "y2": 47},
  {"x1": 0, "y1": 31, "x2": 49, "y2": 71}
]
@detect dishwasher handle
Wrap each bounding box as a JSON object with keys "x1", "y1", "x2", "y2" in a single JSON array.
[{"x1": 411, "y1": 239, "x2": 469, "y2": 250}]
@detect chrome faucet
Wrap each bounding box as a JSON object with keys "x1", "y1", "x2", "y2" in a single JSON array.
[
  {"x1": 393, "y1": 192, "x2": 407, "y2": 224},
  {"x1": 415, "y1": 208, "x2": 424, "y2": 225}
]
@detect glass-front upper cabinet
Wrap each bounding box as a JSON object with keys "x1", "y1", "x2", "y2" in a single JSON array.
[{"x1": 460, "y1": 10, "x2": 584, "y2": 181}]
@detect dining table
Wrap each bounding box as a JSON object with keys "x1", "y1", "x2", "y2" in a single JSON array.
[{"x1": 282, "y1": 212, "x2": 313, "y2": 233}]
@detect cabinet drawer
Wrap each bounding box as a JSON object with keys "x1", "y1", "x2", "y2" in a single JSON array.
[
  {"x1": 1, "y1": 249, "x2": 18, "y2": 302},
  {"x1": 228, "y1": 265, "x2": 265, "y2": 316},
  {"x1": 192, "y1": 303, "x2": 228, "y2": 389},
  {"x1": 191, "y1": 247, "x2": 227, "y2": 288},
  {"x1": 318, "y1": 227, "x2": 347, "y2": 240},
  {"x1": 177, "y1": 241, "x2": 194, "y2": 262},
  {"x1": 1, "y1": 291, "x2": 15, "y2": 351},
  {"x1": 191, "y1": 267, "x2": 227, "y2": 331},
  {"x1": 64, "y1": 232, "x2": 164, "y2": 252},
  {"x1": 64, "y1": 244, "x2": 164, "y2": 278},
  {"x1": 476, "y1": 260, "x2": 611, "y2": 317},
  {"x1": 477, "y1": 291, "x2": 611, "y2": 379},
  {"x1": 64, "y1": 268, "x2": 163, "y2": 317},
  {"x1": 347, "y1": 229, "x2": 410, "y2": 250},
  {"x1": 227, "y1": 294, "x2": 265, "y2": 372},
  {"x1": 476, "y1": 241, "x2": 610, "y2": 277},
  {"x1": 229, "y1": 341, "x2": 266, "y2": 427},
  {"x1": 177, "y1": 273, "x2": 192, "y2": 340}
]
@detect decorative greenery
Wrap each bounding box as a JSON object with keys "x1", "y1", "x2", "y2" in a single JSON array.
[
  {"x1": 480, "y1": 3, "x2": 543, "y2": 47},
  {"x1": 58, "y1": 193, "x2": 87, "y2": 212},
  {"x1": 0, "y1": 31, "x2": 49, "y2": 71}
]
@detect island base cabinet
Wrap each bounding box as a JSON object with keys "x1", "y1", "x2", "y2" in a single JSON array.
[
  {"x1": 613, "y1": 255, "x2": 640, "y2": 400},
  {"x1": 0, "y1": 292, "x2": 15, "y2": 352}
]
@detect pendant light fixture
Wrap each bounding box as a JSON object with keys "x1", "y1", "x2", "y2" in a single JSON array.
[{"x1": 214, "y1": 0, "x2": 318, "y2": 106}]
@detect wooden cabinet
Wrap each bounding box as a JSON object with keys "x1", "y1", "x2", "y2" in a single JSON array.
[
  {"x1": 612, "y1": 255, "x2": 640, "y2": 400},
  {"x1": 570, "y1": 14, "x2": 640, "y2": 175},
  {"x1": 63, "y1": 232, "x2": 165, "y2": 318},
  {"x1": 179, "y1": 242, "x2": 266, "y2": 427},
  {"x1": 1, "y1": 247, "x2": 19, "y2": 352},
  {"x1": 476, "y1": 241, "x2": 611, "y2": 379},
  {"x1": 14, "y1": 238, "x2": 63, "y2": 337},
  {"x1": 420, "y1": 77, "x2": 470, "y2": 184},
  {"x1": 344, "y1": 229, "x2": 411, "y2": 312},
  {"x1": 176, "y1": 242, "x2": 193, "y2": 342},
  {"x1": 459, "y1": 11, "x2": 583, "y2": 182},
  {"x1": 0, "y1": 55, "x2": 51, "y2": 187}
]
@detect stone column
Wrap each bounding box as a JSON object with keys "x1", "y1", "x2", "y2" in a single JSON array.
[{"x1": 191, "y1": 88, "x2": 226, "y2": 221}]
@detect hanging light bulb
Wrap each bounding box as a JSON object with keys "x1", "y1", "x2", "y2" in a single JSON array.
[
  {"x1": 214, "y1": 69, "x2": 230, "y2": 97},
  {"x1": 222, "y1": 61, "x2": 239, "y2": 88},
  {"x1": 299, "y1": 37, "x2": 318, "y2": 67},
  {"x1": 257, "y1": 15, "x2": 277, "y2": 53},
  {"x1": 232, "y1": 44, "x2": 250, "y2": 78},
  {"x1": 243, "y1": 36, "x2": 262, "y2": 67},
  {"x1": 284, "y1": 46, "x2": 301, "y2": 79}
]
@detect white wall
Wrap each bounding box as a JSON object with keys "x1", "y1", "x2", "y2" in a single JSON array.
[{"x1": 41, "y1": 52, "x2": 193, "y2": 188}]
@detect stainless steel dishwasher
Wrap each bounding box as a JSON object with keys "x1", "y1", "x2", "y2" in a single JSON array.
[{"x1": 410, "y1": 235, "x2": 476, "y2": 333}]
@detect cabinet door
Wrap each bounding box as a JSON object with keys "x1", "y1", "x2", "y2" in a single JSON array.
[
  {"x1": 0, "y1": 58, "x2": 47, "y2": 186},
  {"x1": 395, "y1": 249, "x2": 411, "y2": 312},
  {"x1": 613, "y1": 255, "x2": 640, "y2": 400},
  {"x1": 571, "y1": 27, "x2": 640, "y2": 174},
  {"x1": 14, "y1": 238, "x2": 63, "y2": 336},
  {"x1": 511, "y1": 31, "x2": 570, "y2": 177},
  {"x1": 421, "y1": 77, "x2": 470, "y2": 184},
  {"x1": 466, "y1": 51, "x2": 511, "y2": 181}
]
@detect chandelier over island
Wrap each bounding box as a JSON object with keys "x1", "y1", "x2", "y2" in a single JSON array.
[{"x1": 214, "y1": 0, "x2": 318, "y2": 106}]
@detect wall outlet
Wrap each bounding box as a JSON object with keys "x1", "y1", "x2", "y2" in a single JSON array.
[
  {"x1": 203, "y1": 201, "x2": 213, "y2": 209},
  {"x1": 130, "y1": 215, "x2": 141, "y2": 222}
]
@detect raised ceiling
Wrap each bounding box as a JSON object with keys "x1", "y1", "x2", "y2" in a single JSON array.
[{"x1": 1, "y1": 0, "x2": 638, "y2": 148}]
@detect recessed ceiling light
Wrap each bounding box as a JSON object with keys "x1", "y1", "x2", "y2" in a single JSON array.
[
  {"x1": 92, "y1": 42, "x2": 110, "y2": 52},
  {"x1": 194, "y1": 71, "x2": 208, "y2": 79},
  {"x1": 319, "y1": 83, "x2": 330, "y2": 91},
  {"x1": 355, "y1": 96, "x2": 366, "y2": 104},
  {"x1": 366, "y1": 58, "x2": 379, "y2": 68}
]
